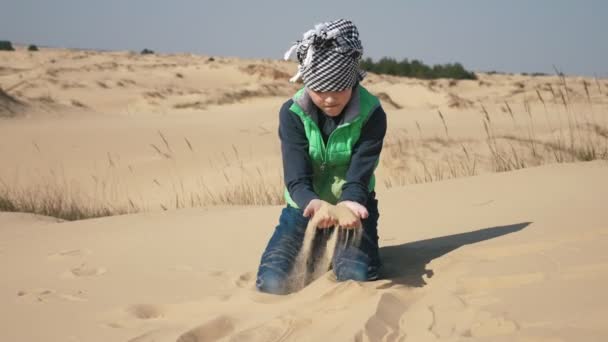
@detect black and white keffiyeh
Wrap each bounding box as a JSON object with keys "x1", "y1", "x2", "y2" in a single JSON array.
[{"x1": 284, "y1": 19, "x2": 366, "y2": 92}]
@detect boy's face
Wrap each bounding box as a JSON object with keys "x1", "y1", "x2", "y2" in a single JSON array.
[{"x1": 307, "y1": 87, "x2": 353, "y2": 117}]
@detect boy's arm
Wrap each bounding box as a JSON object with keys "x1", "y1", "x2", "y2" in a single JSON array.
[
  {"x1": 279, "y1": 100, "x2": 320, "y2": 209},
  {"x1": 339, "y1": 105, "x2": 387, "y2": 206}
]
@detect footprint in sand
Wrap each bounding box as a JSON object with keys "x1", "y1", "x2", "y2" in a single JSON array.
[
  {"x1": 104, "y1": 304, "x2": 167, "y2": 331},
  {"x1": 105, "y1": 322, "x2": 125, "y2": 329},
  {"x1": 235, "y1": 272, "x2": 254, "y2": 288},
  {"x1": 208, "y1": 270, "x2": 226, "y2": 277},
  {"x1": 63, "y1": 263, "x2": 107, "y2": 278},
  {"x1": 126, "y1": 304, "x2": 166, "y2": 320},
  {"x1": 177, "y1": 316, "x2": 236, "y2": 342},
  {"x1": 205, "y1": 270, "x2": 255, "y2": 290},
  {"x1": 17, "y1": 288, "x2": 87, "y2": 303}
]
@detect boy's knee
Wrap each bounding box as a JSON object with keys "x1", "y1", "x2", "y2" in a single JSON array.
[
  {"x1": 256, "y1": 269, "x2": 289, "y2": 295},
  {"x1": 333, "y1": 260, "x2": 377, "y2": 282}
]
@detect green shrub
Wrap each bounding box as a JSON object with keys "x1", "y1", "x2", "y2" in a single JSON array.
[
  {"x1": 360, "y1": 57, "x2": 477, "y2": 80},
  {"x1": 141, "y1": 48, "x2": 154, "y2": 55},
  {"x1": 0, "y1": 40, "x2": 15, "y2": 51},
  {"x1": 28, "y1": 44, "x2": 38, "y2": 51}
]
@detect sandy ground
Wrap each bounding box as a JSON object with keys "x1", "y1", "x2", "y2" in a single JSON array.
[
  {"x1": 2, "y1": 161, "x2": 607, "y2": 341},
  {"x1": 1, "y1": 47, "x2": 608, "y2": 341}
]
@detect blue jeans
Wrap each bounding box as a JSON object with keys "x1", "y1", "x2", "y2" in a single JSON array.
[{"x1": 256, "y1": 198, "x2": 381, "y2": 295}]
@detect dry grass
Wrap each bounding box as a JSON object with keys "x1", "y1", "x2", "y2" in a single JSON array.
[
  {"x1": 185, "y1": 169, "x2": 283, "y2": 207},
  {"x1": 381, "y1": 77, "x2": 608, "y2": 187},
  {"x1": 0, "y1": 167, "x2": 283, "y2": 221},
  {"x1": 1, "y1": 75, "x2": 607, "y2": 220},
  {"x1": 0, "y1": 172, "x2": 136, "y2": 220},
  {"x1": 0, "y1": 132, "x2": 284, "y2": 220}
]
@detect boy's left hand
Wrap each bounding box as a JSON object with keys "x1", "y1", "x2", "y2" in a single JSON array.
[{"x1": 337, "y1": 201, "x2": 369, "y2": 220}]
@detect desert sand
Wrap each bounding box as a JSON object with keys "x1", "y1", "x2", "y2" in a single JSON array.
[{"x1": 1, "y1": 46, "x2": 608, "y2": 341}]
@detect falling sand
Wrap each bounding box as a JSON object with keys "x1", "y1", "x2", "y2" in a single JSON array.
[{"x1": 287, "y1": 203, "x2": 363, "y2": 292}]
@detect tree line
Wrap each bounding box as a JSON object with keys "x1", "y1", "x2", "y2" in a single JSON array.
[{"x1": 360, "y1": 57, "x2": 477, "y2": 80}]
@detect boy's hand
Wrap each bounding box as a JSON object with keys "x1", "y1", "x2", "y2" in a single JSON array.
[
  {"x1": 303, "y1": 199, "x2": 337, "y2": 229},
  {"x1": 337, "y1": 201, "x2": 369, "y2": 220},
  {"x1": 303, "y1": 199, "x2": 324, "y2": 218}
]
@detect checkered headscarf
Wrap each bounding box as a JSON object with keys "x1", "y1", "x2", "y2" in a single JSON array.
[{"x1": 284, "y1": 19, "x2": 366, "y2": 92}]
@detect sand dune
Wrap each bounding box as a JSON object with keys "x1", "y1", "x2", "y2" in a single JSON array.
[
  {"x1": 0, "y1": 48, "x2": 301, "y2": 116},
  {"x1": 1, "y1": 161, "x2": 607, "y2": 341},
  {"x1": 2, "y1": 48, "x2": 605, "y2": 118},
  {"x1": 1, "y1": 47, "x2": 608, "y2": 341},
  {"x1": 2, "y1": 48, "x2": 607, "y2": 214}
]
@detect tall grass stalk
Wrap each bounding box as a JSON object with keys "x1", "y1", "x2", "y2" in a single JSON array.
[{"x1": 1, "y1": 75, "x2": 606, "y2": 220}]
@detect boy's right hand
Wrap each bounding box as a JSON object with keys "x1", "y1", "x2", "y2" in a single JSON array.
[{"x1": 303, "y1": 199, "x2": 337, "y2": 229}]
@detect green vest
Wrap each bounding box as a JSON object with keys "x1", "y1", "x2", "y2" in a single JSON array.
[{"x1": 284, "y1": 85, "x2": 380, "y2": 208}]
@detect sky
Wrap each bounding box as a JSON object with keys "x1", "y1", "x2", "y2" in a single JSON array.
[{"x1": 1, "y1": 0, "x2": 606, "y2": 77}]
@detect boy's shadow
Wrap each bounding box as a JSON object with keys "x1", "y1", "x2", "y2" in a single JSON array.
[{"x1": 378, "y1": 222, "x2": 531, "y2": 288}]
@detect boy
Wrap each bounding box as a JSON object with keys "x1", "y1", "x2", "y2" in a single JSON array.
[{"x1": 256, "y1": 19, "x2": 387, "y2": 295}]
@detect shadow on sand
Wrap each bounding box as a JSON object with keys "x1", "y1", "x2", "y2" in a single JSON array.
[{"x1": 378, "y1": 222, "x2": 531, "y2": 288}]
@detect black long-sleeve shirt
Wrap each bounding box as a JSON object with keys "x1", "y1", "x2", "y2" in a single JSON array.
[{"x1": 279, "y1": 97, "x2": 387, "y2": 209}]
